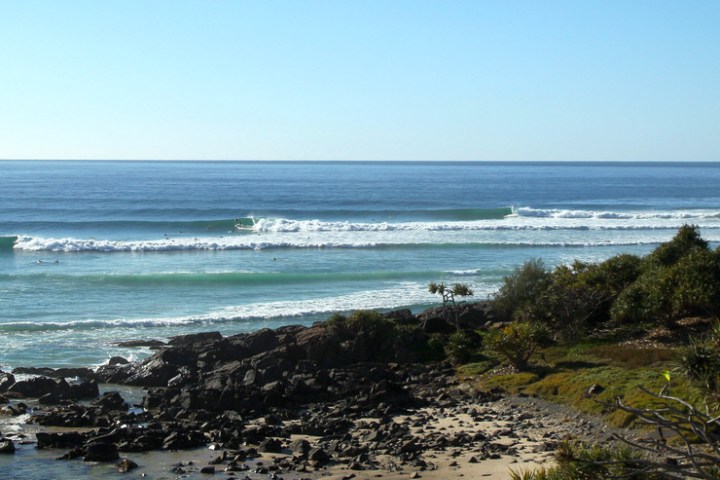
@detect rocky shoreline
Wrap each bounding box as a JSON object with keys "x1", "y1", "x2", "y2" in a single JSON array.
[{"x1": 0, "y1": 304, "x2": 624, "y2": 479}]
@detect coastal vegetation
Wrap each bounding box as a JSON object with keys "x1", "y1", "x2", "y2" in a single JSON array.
[{"x1": 450, "y1": 225, "x2": 720, "y2": 479}]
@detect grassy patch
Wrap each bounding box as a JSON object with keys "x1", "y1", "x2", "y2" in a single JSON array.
[
  {"x1": 585, "y1": 344, "x2": 677, "y2": 368},
  {"x1": 475, "y1": 371, "x2": 540, "y2": 393},
  {"x1": 457, "y1": 358, "x2": 499, "y2": 376},
  {"x1": 470, "y1": 341, "x2": 694, "y2": 428}
]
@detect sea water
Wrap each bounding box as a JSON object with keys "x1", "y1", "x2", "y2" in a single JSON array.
[{"x1": 2, "y1": 160, "x2": 720, "y2": 370}]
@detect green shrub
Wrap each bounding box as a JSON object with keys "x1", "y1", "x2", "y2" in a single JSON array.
[
  {"x1": 610, "y1": 264, "x2": 674, "y2": 325},
  {"x1": 535, "y1": 265, "x2": 606, "y2": 341},
  {"x1": 610, "y1": 238, "x2": 720, "y2": 326},
  {"x1": 648, "y1": 224, "x2": 708, "y2": 266},
  {"x1": 675, "y1": 322, "x2": 720, "y2": 409},
  {"x1": 669, "y1": 248, "x2": 720, "y2": 319},
  {"x1": 444, "y1": 329, "x2": 482, "y2": 365},
  {"x1": 511, "y1": 440, "x2": 659, "y2": 480},
  {"x1": 326, "y1": 310, "x2": 396, "y2": 342},
  {"x1": 492, "y1": 259, "x2": 550, "y2": 323},
  {"x1": 485, "y1": 321, "x2": 550, "y2": 370}
]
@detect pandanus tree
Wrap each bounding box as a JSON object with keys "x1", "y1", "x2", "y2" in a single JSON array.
[{"x1": 428, "y1": 282, "x2": 473, "y2": 330}]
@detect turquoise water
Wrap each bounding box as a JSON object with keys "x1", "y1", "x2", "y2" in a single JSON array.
[{"x1": 2, "y1": 160, "x2": 720, "y2": 369}]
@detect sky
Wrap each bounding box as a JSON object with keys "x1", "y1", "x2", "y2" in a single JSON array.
[{"x1": 0, "y1": 1, "x2": 718, "y2": 161}]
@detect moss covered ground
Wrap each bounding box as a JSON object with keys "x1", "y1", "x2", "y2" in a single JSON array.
[{"x1": 462, "y1": 332, "x2": 697, "y2": 429}]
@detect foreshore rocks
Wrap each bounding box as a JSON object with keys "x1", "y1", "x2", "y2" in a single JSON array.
[{"x1": 13, "y1": 303, "x2": 561, "y2": 474}]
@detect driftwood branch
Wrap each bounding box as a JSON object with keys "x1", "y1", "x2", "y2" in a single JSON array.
[{"x1": 598, "y1": 387, "x2": 720, "y2": 479}]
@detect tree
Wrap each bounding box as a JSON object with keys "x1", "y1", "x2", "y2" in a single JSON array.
[
  {"x1": 428, "y1": 282, "x2": 473, "y2": 330},
  {"x1": 485, "y1": 321, "x2": 549, "y2": 371}
]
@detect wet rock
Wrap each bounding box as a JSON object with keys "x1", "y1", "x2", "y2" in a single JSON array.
[
  {"x1": 84, "y1": 442, "x2": 120, "y2": 462},
  {"x1": 308, "y1": 447, "x2": 330, "y2": 464},
  {"x1": 7, "y1": 376, "x2": 68, "y2": 398},
  {"x1": 38, "y1": 391, "x2": 63, "y2": 405},
  {"x1": 92, "y1": 391, "x2": 129, "y2": 411},
  {"x1": 68, "y1": 380, "x2": 100, "y2": 400},
  {"x1": 0, "y1": 372, "x2": 15, "y2": 392},
  {"x1": 117, "y1": 457, "x2": 139, "y2": 472},
  {"x1": 115, "y1": 339, "x2": 166, "y2": 348},
  {"x1": 289, "y1": 438, "x2": 311, "y2": 456},
  {"x1": 0, "y1": 439, "x2": 15, "y2": 454},
  {"x1": 259, "y1": 437, "x2": 283, "y2": 453},
  {"x1": 168, "y1": 331, "x2": 222, "y2": 347},
  {"x1": 11, "y1": 367, "x2": 96, "y2": 380},
  {"x1": 108, "y1": 356, "x2": 130, "y2": 366},
  {"x1": 36, "y1": 431, "x2": 86, "y2": 449}
]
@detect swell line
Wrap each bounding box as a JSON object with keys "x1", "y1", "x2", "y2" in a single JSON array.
[{"x1": 0, "y1": 269, "x2": 459, "y2": 287}]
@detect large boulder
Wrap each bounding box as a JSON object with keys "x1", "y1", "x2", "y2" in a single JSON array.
[
  {"x1": 84, "y1": 442, "x2": 119, "y2": 462},
  {"x1": 0, "y1": 439, "x2": 15, "y2": 454},
  {"x1": 167, "y1": 331, "x2": 222, "y2": 347},
  {"x1": 0, "y1": 372, "x2": 15, "y2": 393},
  {"x1": 296, "y1": 326, "x2": 340, "y2": 366},
  {"x1": 7, "y1": 377, "x2": 68, "y2": 398},
  {"x1": 11, "y1": 367, "x2": 96, "y2": 380}
]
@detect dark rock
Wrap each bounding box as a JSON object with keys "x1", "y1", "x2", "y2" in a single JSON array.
[
  {"x1": 37, "y1": 431, "x2": 86, "y2": 449},
  {"x1": 0, "y1": 439, "x2": 15, "y2": 454},
  {"x1": 7, "y1": 376, "x2": 68, "y2": 398},
  {"x1": 56, "y1": 448, "x2": 84, "y2": 460},
  {"x1": 259, "y1": 437, "x2": 282, "y2": 453},
  {"x1": 168, "y1": 331, "x2": 222, "y2": 347},
  {"x1": 108, "y1": 356, "x2": 130, "y2": 366},
  {"x1": 84, "y1": 442, "x2": 119, "y2": 462},
  {"x1": 92, "y1": 391, "x2": 129, "y2": 411},
  {"x1": 115, "y1": 339, "x2": 166, "y2": 348},
  {"x1": 239, "y1": 328, "x2": 279, "y2": 356},
  {"x1": 0, "y1": 372, "x2": 15, "y2": 392},
  {"x1": 308, "y1": 447, "x2": 330, "y2": 463},
  {"x1": 11, "y1": 367, "x2": 95, "y2": 380},
  {"x1": 289, "y1": 438, "x2": 311, "y2": 456},
  {"x1": 38, "y1": 392, "x2": 63, "y2": 405},
  {"x1": 117, "y1": 457, "x2": 138, "y2": 472},
  {"x1": 295, "y1": 326, "x2": 340, "y2": 366},
  {"x1": 419, "y1": 316, "x2": 455, "y2": 334},
  {"x1": 68, "y1": 380, "x2": 100, "y2": 399},
  {"x1": 118, "y1": 357, "x2": 180, "y2": 387},
  {"x1": 384, "y1": 308, "x2": 417, "y2": 325},
  {"x1": 200, "y1": 466, "x2": 216, "y2": 474}
]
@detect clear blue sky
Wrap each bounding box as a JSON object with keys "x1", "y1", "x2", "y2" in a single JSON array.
[{"x1": 1, "y1": 0, "x2": 718, "y2": 161}]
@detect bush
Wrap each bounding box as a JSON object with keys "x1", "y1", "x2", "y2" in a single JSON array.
[
  {"x1": 611, "y1": 239, "x2": 720, "y2": 326},
  {"x1": 534, "y1": 265, "x2": 606, "y2": 341},
  {"x1": 326, "y1": 310, "x2": 397, "y2": 343},
  {"x1": 675, "y1": 322, "x2": 720, "y2": 409},
  {"x1": 492, "y1": 259, "x2": 550, "y2": 323},
  {"x1": 510, "y1": 440, "x2": 658, "y2": 480},
  {"x1": 648, "y1": 224, "x2": 708, "y2": 266},
  {"x1": 485, "y1": 321, "x2": 550, "y2": 370},
  {"x1": 610, "y1": 264, "x2": 673, "y2": 325},
  {"x1": 444, "y1": 329, "x2": 482, "y2": 365},
  {"x1": 669, "y1": 249, "x2": 720, "y2": 319}
]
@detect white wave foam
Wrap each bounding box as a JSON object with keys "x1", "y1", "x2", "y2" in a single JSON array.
[
  {"x1": 449, "y1": 269, "x2": 483, "y2": 276},
  {"x1": 0, "y1": 281, "x2": 499, "y2": 334},
  {"x1": 12, "y1": 231, "x2": 720, "y2": 253},
  {"x1": 12, "y1": 207, "x2": 720, "y2": 253},
  {"x1": 515, "y1": 207, "x2": 720, "y2": 220}
]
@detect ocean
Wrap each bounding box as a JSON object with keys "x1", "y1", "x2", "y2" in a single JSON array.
[{"x1": 2, "y1": 160, "x2": 720, "y2": 371}]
